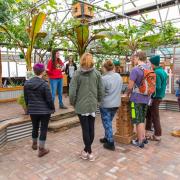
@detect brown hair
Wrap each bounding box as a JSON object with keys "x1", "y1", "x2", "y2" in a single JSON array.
[
  {"x1": 51, "y1": 49, "x2": 60, "y2": 68},
  {"x1": 103, "y1": 60, "x2": 114, "y2": 71},
  {"x1": 134, "y1": 51, "x2": 147, "y2": 62},
  {"x1": 80, "y1": 53, "x2": 94, "y2": 69}
]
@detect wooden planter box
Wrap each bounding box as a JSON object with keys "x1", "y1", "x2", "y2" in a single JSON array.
[{"x1": 0, "y1": 86, "x2": 23, "y2": 103}]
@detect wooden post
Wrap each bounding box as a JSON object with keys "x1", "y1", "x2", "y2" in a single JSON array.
[{"x1": 114, "y1": 95, "x2": 135, "y2": 144}]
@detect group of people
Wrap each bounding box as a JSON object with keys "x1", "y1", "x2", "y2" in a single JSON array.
[
  {"x1": 46, "y1": 50, "x2": 77, "y2": 109},
  {"x1": 127, "y1": 52, "x2": 167, "y2": 148},
  {"x1": 24, "y1": 50, "x2": 167, "y2": 161}
]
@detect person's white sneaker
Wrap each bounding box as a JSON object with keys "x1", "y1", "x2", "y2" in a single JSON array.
[
  {"x1": 88, "y1": 153, "x2": 96, "y2": 162},
  {"x1": 80, "y1": 150, "x2": 88, "y2": 160}
]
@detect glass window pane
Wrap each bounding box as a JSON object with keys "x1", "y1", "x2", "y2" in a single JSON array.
[
  {"x1": 2, "y1": 62, "x2": 9, "y2": 77},
  {"x1": 17, "y1": 63, "x2": 26, "y2": 77},
  {"x1": 9, "y1": 62, "x2": 17, "y2": 77}
]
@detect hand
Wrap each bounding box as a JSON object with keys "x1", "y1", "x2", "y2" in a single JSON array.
[{"x1": 124, "y1": 92, "x2": 130, "y2": 98}]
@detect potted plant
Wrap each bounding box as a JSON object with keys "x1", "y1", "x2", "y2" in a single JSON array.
[{"x1": 17, "y1": 94, "x2": 27, "y2": 115}]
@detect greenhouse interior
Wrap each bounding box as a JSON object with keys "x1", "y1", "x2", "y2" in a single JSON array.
[{"x1": 0, "y1": 0, "x2": 180, "y2": 179}]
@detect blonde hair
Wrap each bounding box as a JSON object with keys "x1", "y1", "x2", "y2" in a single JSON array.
[
  {"x1": 103, "y1": 59, "x2": 114, "y2": 71},
  {"x1": 80, "y1": 53, "x2": 94, "y2": 69}
]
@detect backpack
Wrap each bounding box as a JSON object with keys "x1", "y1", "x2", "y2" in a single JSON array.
[{"x1": 135, "y1": 65, "x2": 156, "y2": 96}]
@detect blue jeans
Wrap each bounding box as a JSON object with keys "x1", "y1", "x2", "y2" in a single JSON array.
[
  {"x1": 50, "y1": 78, "x2": 63, "y2": 106},
  {"x1": 100, "y1": 107, "x2": 118, "y2": 143}
]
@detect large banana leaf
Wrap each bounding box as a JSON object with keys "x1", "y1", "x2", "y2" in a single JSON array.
[
  {"x1": 30, "y1": 12, "x2": 46, "y2": 44},
  {"x1": 0, "y1": 25, "x2": 6, "y2": 33},
  {"x1": 74, "y1": 24, "x2": 89, "y2": 50},
  {"x1": 91, "y1": 31, "x2": 124, "y2": 41},
  {"x1": 26, "y1": 12, "x2": 46, "y2": 70}
]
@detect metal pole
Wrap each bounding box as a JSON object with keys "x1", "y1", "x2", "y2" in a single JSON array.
[
  {"x1": 165, "y1": 7, "x2": 170, "y2": 23},
  {"x1": 155, "y1": 0, "x2": 163, "y2": 26},
  {"x1": 122, "y1": 0, "x2": 125, "y2": 15},
  {"x1": 130, "y1": 0, "x2": 146, "y2": 22}
]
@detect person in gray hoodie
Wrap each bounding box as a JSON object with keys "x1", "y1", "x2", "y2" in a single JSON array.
[{"x1": 100, "y1": 60, "x2": 123, "y2": 150}]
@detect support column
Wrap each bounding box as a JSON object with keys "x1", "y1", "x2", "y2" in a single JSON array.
[{"x1": 114, "y1": 95, "x2": 135, "y2": 144}]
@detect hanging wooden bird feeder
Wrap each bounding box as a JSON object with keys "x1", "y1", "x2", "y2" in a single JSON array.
[{"x1": 72, "y1": 2, "x2": 94, "y2": 22}]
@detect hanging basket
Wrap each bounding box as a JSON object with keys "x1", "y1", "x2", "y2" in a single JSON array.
[{"x1": 19, "y1": 53, "x2": 25, "y2": 59}]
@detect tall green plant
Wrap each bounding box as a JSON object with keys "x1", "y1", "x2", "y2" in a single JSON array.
[
  {"x1": 98, "y1": 19, "x2": 179, "y2": 56},
  {"x1": 26, "y1": 12, "x2": 46, "y2": 70},
  {"x1": 57, "y1": 18, "x2": 120, "y2": 57}
]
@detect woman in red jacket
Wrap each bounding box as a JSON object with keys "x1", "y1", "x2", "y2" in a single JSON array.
[{"x1": 47, "y1": 50, "x2": 67, "y2": 109}]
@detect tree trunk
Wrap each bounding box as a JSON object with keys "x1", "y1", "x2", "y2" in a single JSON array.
[{"x1": 0, "y1": 48, "x2": 2, "y2": 87}]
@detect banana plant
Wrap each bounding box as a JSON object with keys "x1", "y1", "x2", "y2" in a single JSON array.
[
  {"x1": 114, "y1": 19, "x2": 157, "y2": 53},
  {"x1": 99, "y1": 20, "x2": 179, "y2": 56},
  {"x1": 0, "y1": 12, "x2": 46, "y2": 71},
  {"x1": 26, "y1": 12, "x2": 46, "y2": 70},
  {"x1": 57, "y1": 18, "x2": 122, "y2": 57}
]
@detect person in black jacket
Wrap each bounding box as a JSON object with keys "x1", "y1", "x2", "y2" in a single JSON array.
[
  {"x1": 24, "y1": 63, "x2": 55, "y2": 157},
  {"x1": 65, "y1": 56, "x2": 77, "y2": 95}
]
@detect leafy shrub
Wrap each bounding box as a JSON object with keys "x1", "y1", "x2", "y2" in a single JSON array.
[{"x1": 17, "y1": 94, "x2": 26, "y2": 109}]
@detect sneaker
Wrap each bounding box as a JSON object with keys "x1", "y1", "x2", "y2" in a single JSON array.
[
  {"x1": 135, "y1": 138, "x2": 148, "y2": 144},
  {"x1": 59, "y1": 105, "x2": 68, "y2": 109},
  {"x1": 132, "y1": 140, "x2": 144, "y2": 148},
  {"x1": 88, "y1": 153, "x2": 96, "y2": 162},
  {"x1": 103, "y1": 142, "x2": 115, "y2": 151},
  {"x1": 143, "y1": 138, "x2": 148, "y2": 144},
  {"x1": 80, "y1": 150, "x2": 88, "y2": 160},
  {"x1": 99, "y1": 137, "x2": 108, "y2": 144}
]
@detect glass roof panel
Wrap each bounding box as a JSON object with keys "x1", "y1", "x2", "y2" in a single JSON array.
[{"x1": 53, "y1": 0, "x2": 180, "y2": 29}]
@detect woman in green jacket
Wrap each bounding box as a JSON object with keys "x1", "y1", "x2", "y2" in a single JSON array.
[{"x1": 69, "y1": 53, "x2": 103, "y2": 161}]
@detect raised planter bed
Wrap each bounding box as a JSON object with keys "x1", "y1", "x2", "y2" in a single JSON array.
[
  {"x1": 0, "y1": 109, "x2": 77, "y2": 148},
  {"x1": 0, "y1": 86, "x2": 23, "y2": 103}
]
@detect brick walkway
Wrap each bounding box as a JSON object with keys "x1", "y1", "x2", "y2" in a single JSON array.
[
  {"x1": 0, "y1": 96, "x2": 71, "y2": 121},
  {"x1": 0, "y1": 94, "x2": 177, "y2": 121},
  {"x1": 0, "y1": 111, "x2": 180, "y2": 180}
]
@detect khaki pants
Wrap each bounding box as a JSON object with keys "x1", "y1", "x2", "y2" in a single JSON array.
[{"x1": 146, "y1": 99, "x2": 162, "y2": 136}]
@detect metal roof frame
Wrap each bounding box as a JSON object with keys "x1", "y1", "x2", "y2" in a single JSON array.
[{"x1": 89, "y1": 0, "x2": 179, "y2": 26}]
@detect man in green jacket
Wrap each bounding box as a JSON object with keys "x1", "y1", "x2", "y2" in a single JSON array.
[{"x1": 146, "y1": 55, "x2": 167, "y2": 141}]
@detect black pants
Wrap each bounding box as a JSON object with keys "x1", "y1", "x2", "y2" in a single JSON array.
[
  {"x1": 67, "y1": 76, "x2": 71, "y2": 95},
  {"x1": 146, "y1": 99, "x2": 162, "y2": 136},
  {"x1": 30, "y1": 114, "x2": 50, "y2": 141},
  {"x1": 178, "y1": 98, "x2": 180, "y2": 111},
  {"x1": 78, "y1": 115, "x2": 95, "y2": 154}
]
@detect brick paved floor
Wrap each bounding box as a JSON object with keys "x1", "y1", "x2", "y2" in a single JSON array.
[
  {"x1": 0, "y1": 96, "x2": 71, "y2": 121},
  {"x1": 0, "y1": 94, "x2": 177, "y2": 121},
  {"x1": 0, "y1": 111, "x2": 180, "y2": 180},
  {"x1": 0, "y1": 93, "x2": 177, "y2": 121}
]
